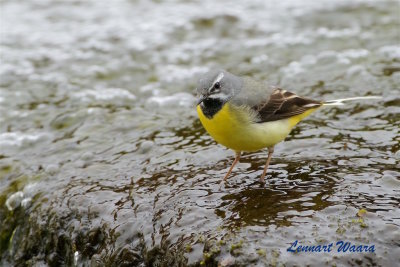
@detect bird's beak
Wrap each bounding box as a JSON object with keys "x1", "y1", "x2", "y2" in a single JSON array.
[{"x1": 197, "y1": 94, "x2": 208, "y2": 105}]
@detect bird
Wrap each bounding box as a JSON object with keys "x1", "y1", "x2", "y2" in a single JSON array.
[{"x1": 196, "y1": 69, "x2": 380, "y2": 184}]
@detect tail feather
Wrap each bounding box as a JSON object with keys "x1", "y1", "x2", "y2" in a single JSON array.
[{"x1": 323, "y1": 96, "x2": 382, "y2": 106}]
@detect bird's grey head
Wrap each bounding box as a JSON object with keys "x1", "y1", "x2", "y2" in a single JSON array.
[{"x1": 196, "y1": 69, "x2": 243, "y2": 105}]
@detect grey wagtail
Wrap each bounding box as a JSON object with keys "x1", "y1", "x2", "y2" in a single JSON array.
[{"x1": 196, "y1": 69, "x2": 381, "y2": 184}]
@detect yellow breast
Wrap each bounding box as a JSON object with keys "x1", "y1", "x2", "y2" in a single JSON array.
[{"x1": 197, "y1": 103, "x2": 318, "y2": 152}]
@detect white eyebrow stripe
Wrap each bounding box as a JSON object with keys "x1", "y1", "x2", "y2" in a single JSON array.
[
  {"x1": 213, "y1": 72, "x2": 224, "y2": 84},
  {"x1": 208, "y1": 72, "x2": 225, "y2": 92}
]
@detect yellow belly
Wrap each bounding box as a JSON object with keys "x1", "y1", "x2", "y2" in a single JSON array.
[{"x1": 197, "y1": 103, "x2": 317, "y2": 152}]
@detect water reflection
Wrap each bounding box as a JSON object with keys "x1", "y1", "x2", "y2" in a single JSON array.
[{"x1": 220, "y1": 172, "x2": 334, "y2": 227}]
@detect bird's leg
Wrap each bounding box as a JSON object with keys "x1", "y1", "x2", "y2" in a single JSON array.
[
  {"x1": 260, "y1": 146, "x2": 274, "y2": 184},
  {"x1": 223, "y1": 151, "x2": 241, "y2": 181}
]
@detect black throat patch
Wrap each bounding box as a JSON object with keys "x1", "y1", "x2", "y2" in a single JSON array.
[{"x1": 200, "y1": 98, "x2": 224, "y2": 119}]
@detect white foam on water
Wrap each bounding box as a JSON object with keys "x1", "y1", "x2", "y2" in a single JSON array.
[
  {"x1": 5, "y1": 191, "x2": 24, "y2": 211},
  {"x1": 72, "y1": 88, "x2": 137, "y2": 105},
  {"x1": 147, "y1": 92, "x2": 196, "y2": 107},
  {"x1": 378, "y1": 45, "x2": 400, "y2": 60},
  {"x1": 0, "y1": 132, "x2": 50, "y2": 148}
]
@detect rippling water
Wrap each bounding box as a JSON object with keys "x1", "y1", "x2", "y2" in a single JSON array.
[{"x1": 1, "y1": 0, "x2": 399, "y2": 266}]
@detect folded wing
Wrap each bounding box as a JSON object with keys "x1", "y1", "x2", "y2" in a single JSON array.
[{"x1": 253, "y1": 88, "x2": 322, "y2": 123}]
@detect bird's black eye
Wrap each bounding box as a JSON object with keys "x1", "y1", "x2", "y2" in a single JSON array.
[{"x1": 214, "y1": 82, "x2": 221, "y2": 89}]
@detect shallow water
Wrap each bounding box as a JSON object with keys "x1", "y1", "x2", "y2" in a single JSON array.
[{"x1": 1, "y1": 0, "x2": 399, "y2": 266}]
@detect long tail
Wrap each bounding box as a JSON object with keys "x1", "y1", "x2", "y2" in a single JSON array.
[{"x1": 322, "y1": 96, "x2": 382, "y2": 106}]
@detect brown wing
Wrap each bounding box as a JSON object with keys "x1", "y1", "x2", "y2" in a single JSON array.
[{"x1": 253, "y1": 88, "x2": 322, "y2": 123}]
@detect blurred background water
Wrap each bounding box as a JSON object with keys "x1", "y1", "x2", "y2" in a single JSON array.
[{"x1": 0, "y1": 0, "x2": 399, "y2": 266}]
